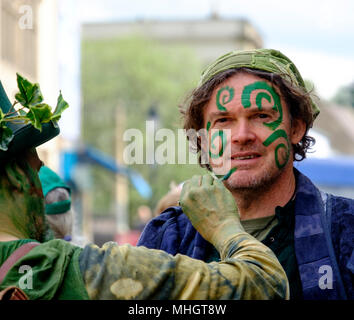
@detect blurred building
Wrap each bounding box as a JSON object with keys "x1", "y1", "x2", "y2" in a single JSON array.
[
  {"x1": 0, "y1": 0, "x2": 64, "y2": 171},
  {"x1": 312, "y1": 100, "x2": 354, "y2": 155},
  {"x1": 82, "y1": 15, "x2": 263, "y2": 65}
]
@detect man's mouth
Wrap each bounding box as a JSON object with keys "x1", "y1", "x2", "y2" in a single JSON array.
[{"x1": 231, "y1": 153, "x2": 261, "y2": 160}]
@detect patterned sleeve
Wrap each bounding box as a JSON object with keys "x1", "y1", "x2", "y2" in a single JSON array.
[{"x1": 79, "y1": 232, "x2": 289, "y2": 300}]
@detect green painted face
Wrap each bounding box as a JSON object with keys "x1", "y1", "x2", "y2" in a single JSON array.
[
  {"x1": 206, "y1": 120, "x2": 234, "y2": 179},
  {"x1": 241, "y1": 80, "x2": 290, "y2": 169},
  {"x1": 216, "y1": 86, "x2": 234, "y2": 112},
  {"x1": 205, "y1": 79, "x2": 291, "y2": 178},
  {"x1": 0, "y1": 158, "x2": 46, "y2": 241},
  {"x1": 241, "y1": 81, "x2": 283, "y2": 131}
]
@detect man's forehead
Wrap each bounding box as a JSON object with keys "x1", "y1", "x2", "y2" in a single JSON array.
[
  {"x1": 203, "y1": 72, "x2": 284, "y2": 116},
  {"x1": 214, "y1": 72, "x2": 276, "y2": 93}
]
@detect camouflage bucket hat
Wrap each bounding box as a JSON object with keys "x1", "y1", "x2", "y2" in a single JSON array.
[
  {"x1": 199, "y1": 48, "x2": 320, "y2": 119},
  {"x1": 0, "y1": 81, "x2": 60, "y2": 161}
]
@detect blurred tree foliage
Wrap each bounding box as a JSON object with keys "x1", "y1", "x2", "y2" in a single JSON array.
[
  {"x1": 81, "y1": 36, "x2": 205, "y2": 223},
  {"x1": 332, "y1": 81, "x2": 354, "y2": 108}
]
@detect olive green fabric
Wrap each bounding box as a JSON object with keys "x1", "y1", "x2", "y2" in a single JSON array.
[
  {"x1": 79, "y1": 231, "x2": 289, "y2": 300},
  {"x1": 199, "y1": 49, "x2": 320, "y2": 119},
  {"x1": 0, "y1": 231, "x2": 289, "y2": 300},
  {"x1": 205, "y1": 199, "x2": 303, "y2": 300},
  {"x1": 0, "y1": 239, "x2": 37, "y2": 264},
  {"x1": 242, "y1": 215, "x2": 278, "y2": 242},
  {"x1": 204, "y1": 216, "x2": 277, "y2": 263},
  {"x1": 0, "y1": 239, "x2": 89, "y2": 300}
]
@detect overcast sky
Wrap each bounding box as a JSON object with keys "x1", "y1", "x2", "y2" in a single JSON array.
[{"x1": 77, "y1": 0, "x2": 354, "y2": 100}]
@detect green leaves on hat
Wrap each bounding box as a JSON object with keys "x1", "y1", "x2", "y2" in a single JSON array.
[
  {"x1": 15, "y1": 73, "x2": 44, "y2": 106},
  {"x1": 26, "y1": 103, "x2": 53, "y2": 130},
  {"x1": 0, "y1": 118, "x2": 14, "y2": 151},
  {"x1": 0, "y1": 73, "x2": 69, "y2": 151},
  {"x1": 52, "y1": 92, "x2": 69, "y2": 122}
]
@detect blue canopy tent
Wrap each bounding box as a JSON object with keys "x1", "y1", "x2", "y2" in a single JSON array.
[
  {"x1": 295, "y1": 156, "x2": 354, "y2": 197},
  {"x1": 60, "y1": 145, "x2": 152, "y2": 199},
  {"x1": 59, "y1": 145, "x2": 152, "y2": 245}
]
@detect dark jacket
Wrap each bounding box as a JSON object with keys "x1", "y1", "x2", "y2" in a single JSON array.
[{"x1": 138, "y1": 169, "x2": 354, "y2": 300}]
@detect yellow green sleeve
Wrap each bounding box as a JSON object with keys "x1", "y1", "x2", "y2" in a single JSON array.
[{"x1": 79, "y1": 232, "x2": 289, "y2": 300}]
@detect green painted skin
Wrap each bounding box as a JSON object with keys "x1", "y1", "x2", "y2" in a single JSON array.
[
  {"x1": 206, "y1": 120, "x2": 235, "y2": 180},
  {"x1": 241, "y1": 81, "x2": 290, "y2": 169},
  {"x1": 212, "y1": 167, "x2": 237, "y2": 181},
  {"x1": 209, "y1": 130, "x2": 227, "y2": 159},
  {"x1": 0, "y1": 158, "x2": 46, "y2": 241},
  {"x1": 207, "y1": 80, "x2": 290, "y2": 179},
  {"x1": 241, "y1": 81, "x2": 283, "y2": 131},
  {"x1": 216, "y1": 86, "x2": 234, "y2": 112},
  {"x1": 262, "y1": 129, "x2": 290, "y2": 169},
  {"x1": 220, "y1": 167, "x2": 237, "y2": 181},
  {"x1": 180, "y1": 174, "x2": 242, "y2": 244}
]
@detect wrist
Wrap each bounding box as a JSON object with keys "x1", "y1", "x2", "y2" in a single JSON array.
[{"x1": 211, "y1": 218, "x2": 244, "y2": 253}]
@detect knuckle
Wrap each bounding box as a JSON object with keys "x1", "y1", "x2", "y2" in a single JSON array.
[{"x1": 188, "y1": 188, "x2": 198, "y2": 199}]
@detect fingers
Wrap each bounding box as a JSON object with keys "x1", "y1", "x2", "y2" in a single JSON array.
[
  {"x1": 190, "y1": 175, "x2": 202, "y2": 187},
  {"x1": 188, "y1": 174, "x2": 215, "y2": 188},
  {"x1": 180, "y1": 175, "x2": 197, "y2": 203},
  {"x1": 180, "y1": 174, "x2": 216, "y2": 203},
  {"x1": 201, "y1": 174, "x2": 214, "y2": 187}
]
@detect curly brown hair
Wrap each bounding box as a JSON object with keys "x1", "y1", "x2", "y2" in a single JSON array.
[{"x1": 181, "y1": 67, "x2": 315, "y2": 169}]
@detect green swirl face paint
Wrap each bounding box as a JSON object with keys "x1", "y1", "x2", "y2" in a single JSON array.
[
  {"x1": 206, "y1": 121, "x2": 234, "y2": 180},
  {"x1": 209, "y1": 130, "x2": 227, "y2": 159},
  {"x1": 206, "y1": 79, "x2": 291, "y2": 181},
  {"x1": 219, "y1": 167, "x2": 237, "y2": 181},
  {"x1": 262, "y1": 129, "x2": 290, "y2": 169},
  {"x1": 216, "y1": 86, "x2": 234, "y2": 111},
  {"x1": 241, "y1": 80, "x2": 290, "y2": 169},
  {"x1": 241, "y1": 81, "x2": 283, "y2": 131},
  {"x1": 206, "y1": 120, "x2": 226, "y2": 158}
]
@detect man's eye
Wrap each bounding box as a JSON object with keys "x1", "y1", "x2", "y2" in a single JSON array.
[
  {"x1": 258, "y1": 114, "x2": 269, "y2": 119},
  {"x1": 216, "y1": 118, "x2": 228, "y2": 123}
]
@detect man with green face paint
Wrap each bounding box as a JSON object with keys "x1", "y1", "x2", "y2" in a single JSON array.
[
  {"x1": 138, "y1": 49, "x2": 354, "y2": 300},
  {"x1": 0, "y1": 80, "x2": 288, "y2": 300}
]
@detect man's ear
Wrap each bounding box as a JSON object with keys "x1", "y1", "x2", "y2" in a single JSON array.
[
  {"x1": 24, "y1": 148, "x2": 43, "y2": 172},
  {"x1": 290, "y1": 118, "x2": 307, "y2": 145}
]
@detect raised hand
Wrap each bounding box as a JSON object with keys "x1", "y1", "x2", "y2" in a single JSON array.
[{"x1": 179, "y1": 174, "x2": 243, "y2": 250}]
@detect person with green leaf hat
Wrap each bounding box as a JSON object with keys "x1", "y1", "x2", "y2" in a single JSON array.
[
  {"x1": 138, "y1": 48, "x2": 354, "y2": 300},
  {"x1": 0, "y1": 75, "x2": 288, "y2": 300}
]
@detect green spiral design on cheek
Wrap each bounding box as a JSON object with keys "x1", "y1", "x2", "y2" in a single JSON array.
[
  {"x1": 216, "y1": 86, "x2": 234, "y2": 111},
  {"x1": 262, "y1": 129, "x2": 291, "y2": 169},
  {"x1": 207, "y1": 121, "x2": 227, "y2": 159},
  {"x1": 210, "y1": 130, "x2": 226, "y2": 159},
  {"x1": 241, "y1": 81, "x2": 283, "y2": 131},
  {"x1": 206, "y1": 121, "x2": 235, "y2": 180},
  {"x1": 242, "y1": 81, "x2": 290, "y2": 169}
]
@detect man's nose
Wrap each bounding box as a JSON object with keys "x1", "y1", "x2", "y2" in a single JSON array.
[{"x1": 231, "y1": 120, "x2": 256, "y2": 145}]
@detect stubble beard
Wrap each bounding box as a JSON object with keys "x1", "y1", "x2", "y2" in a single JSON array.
[
  {"x1": 222, "y1": 142, "x2": 293, "y2": 197},
  {"x1": 223, "y1": 162, "x2": 285, "y2": 196}
]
